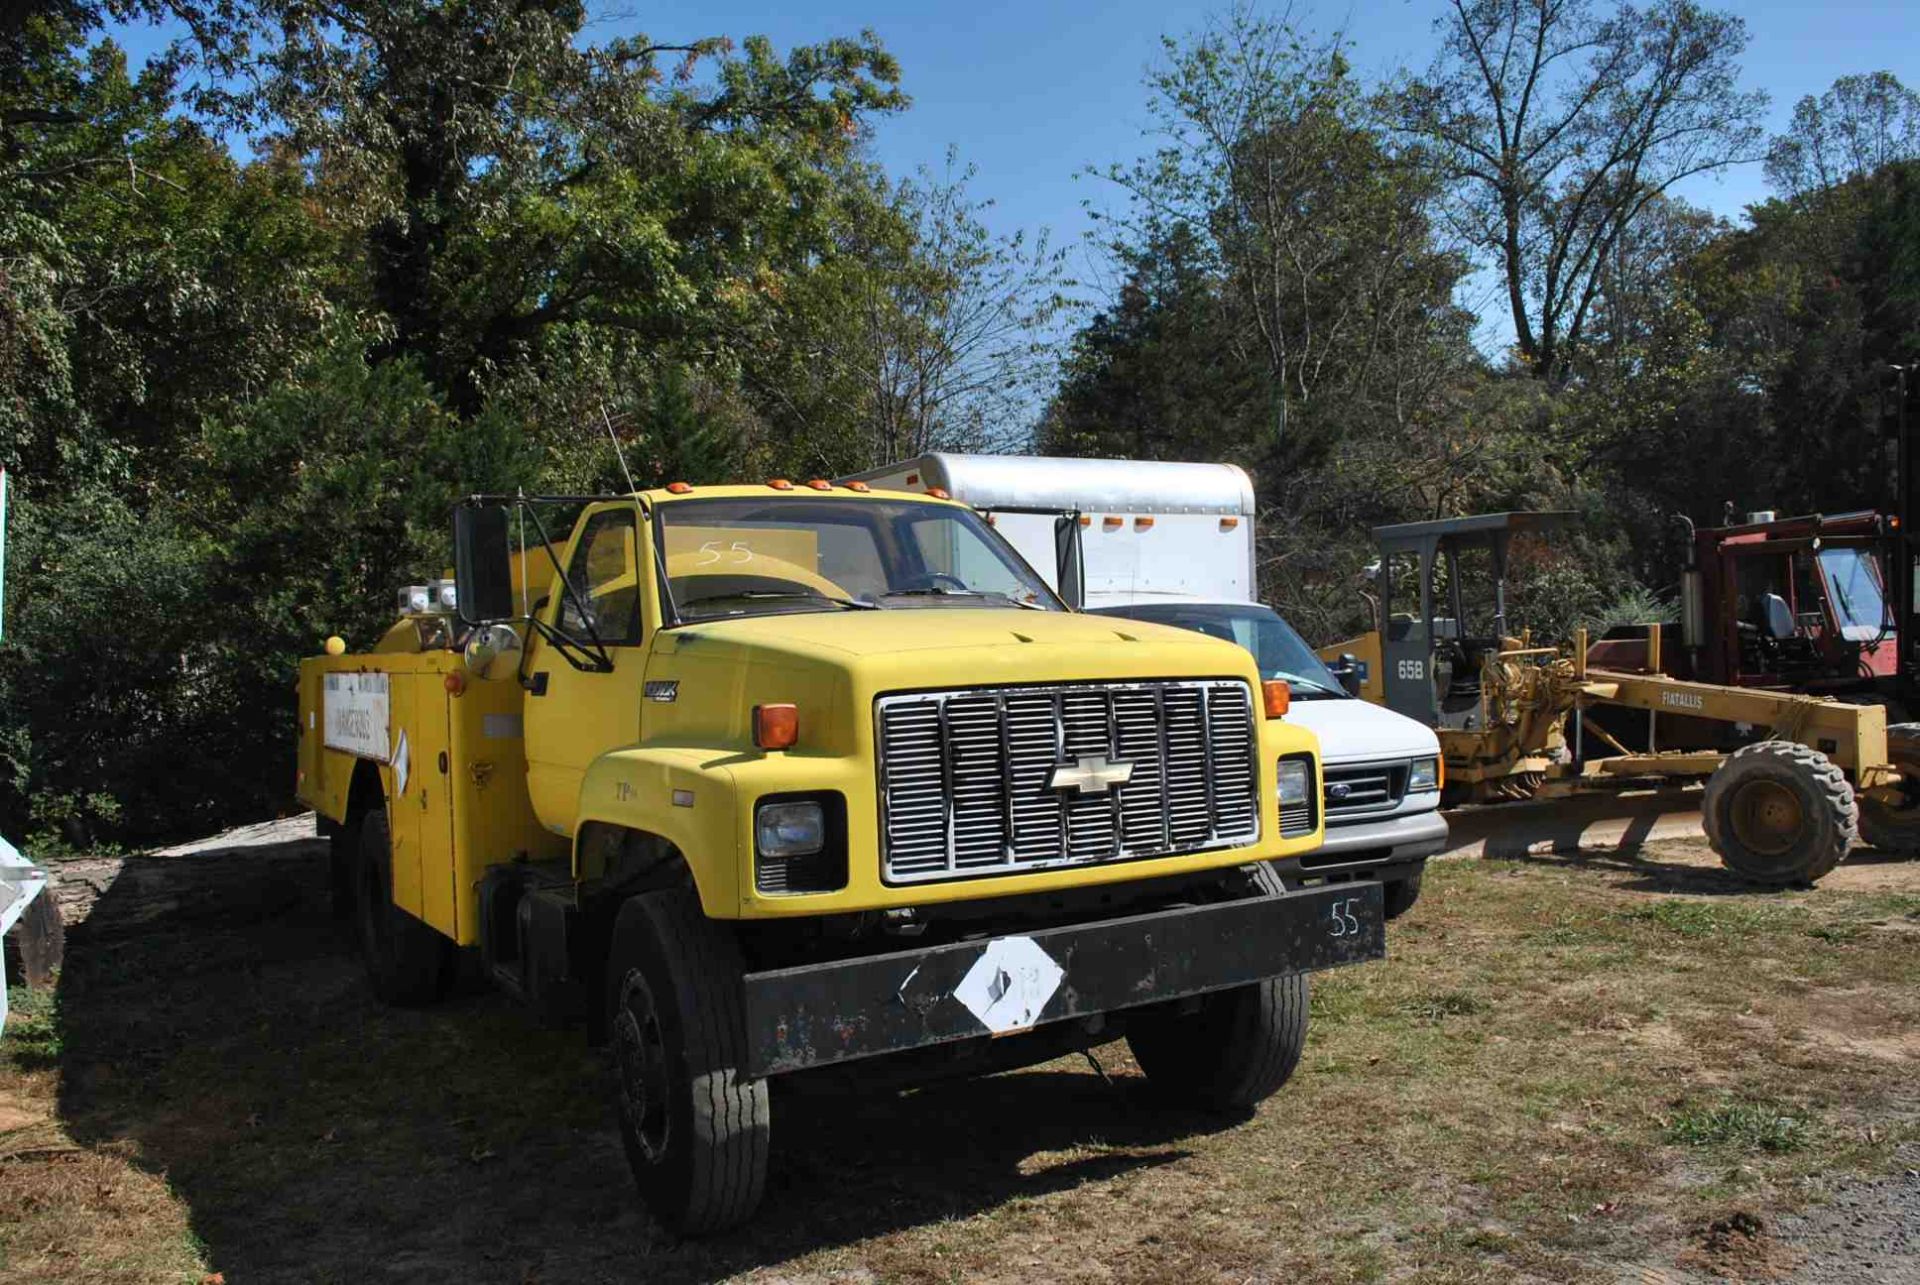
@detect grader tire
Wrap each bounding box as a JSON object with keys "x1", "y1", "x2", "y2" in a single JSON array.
[
  {"x1": 1702, "y1": 741, "x2": 1856, "y2": 886},
  {"x1": 1857, "y1": 723, "x2": 1920, "y2": 855}
]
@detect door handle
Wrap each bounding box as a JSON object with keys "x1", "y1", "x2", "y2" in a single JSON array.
[{"x1": 527, "y1": 671, "x2": 550, "y2": 696}]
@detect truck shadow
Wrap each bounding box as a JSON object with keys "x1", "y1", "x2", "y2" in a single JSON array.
[{"x1": 49, "y1": 834, "x2": 1214, "y2": 1283}]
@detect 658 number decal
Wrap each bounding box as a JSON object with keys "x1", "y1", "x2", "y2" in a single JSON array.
[{"x1": 1396, "y1": 659, "x2": 1425, "y2": 680}]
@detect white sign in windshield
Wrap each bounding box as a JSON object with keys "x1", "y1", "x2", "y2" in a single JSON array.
[{"x1": 323, "y1": 672, "x2": 391, "y2": 761}]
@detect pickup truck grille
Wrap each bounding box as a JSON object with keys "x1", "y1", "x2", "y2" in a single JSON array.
[
  {"x1": 1322, "y1": 761, "x2": 1408, "y2": 820},
  {"x1": 876, "y1": 680, "x2": 1260, "y2": 883}
]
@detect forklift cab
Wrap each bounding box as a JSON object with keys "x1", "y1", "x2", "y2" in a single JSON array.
[{"x1": 1371, "y1": 512, "x2": 1572, "y2": 730}]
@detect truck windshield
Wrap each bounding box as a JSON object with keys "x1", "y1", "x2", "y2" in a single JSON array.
[
  {"x1": 1817, "y1": 547, "x2": 1890, "y2": 642},
  {"x1": 654, "y1": 496, "x2": 1063, "y2": 622},
  {"x1": 1091, "y1": 602, "x2": 1348, "y2": 697}
]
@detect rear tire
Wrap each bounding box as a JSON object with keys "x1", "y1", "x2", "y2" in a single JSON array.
[
  {"x1": 354, "y1": 807, "x2": 453, "y2": 1005},
  {"x1": 328, "y1": 817, "x2": 360, "y2": 920},
  {"x1": 1857, "y1": 723, "x2": 1920, "y2": 855},
  {"x1": 1125, "y1": 862, "x2": 1310, "y2": 1112},
  {"x1": 1702, "y1": 741, "x2": 1856, "y2": 886},
  {"x1": 606, "y1": 889, "x2": 768, "y2": 1235},
  {"x1": 1383, "y1": 866, "x2": 1424, "y2": 920}
]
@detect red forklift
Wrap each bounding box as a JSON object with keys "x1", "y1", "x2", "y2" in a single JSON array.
[{"x1": 1588, "y1": 369, "x2": 1920, "y2": 850}]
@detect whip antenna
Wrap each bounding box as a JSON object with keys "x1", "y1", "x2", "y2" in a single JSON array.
[{"x1": 601, "y1": 405, "x2": 638, "y2": 495}]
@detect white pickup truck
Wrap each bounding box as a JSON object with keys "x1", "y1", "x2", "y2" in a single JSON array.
[{"x1": 842, "y1": 453, "x2": 1447, "y2": 917}]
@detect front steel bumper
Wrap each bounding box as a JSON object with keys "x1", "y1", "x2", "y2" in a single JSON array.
[
  {"x1": 1311, "y1": 808, "x2": 1449, "y2": 865},
  {"x1": 741, "y1": 878, "x2": 1384, "y2": 1076}
]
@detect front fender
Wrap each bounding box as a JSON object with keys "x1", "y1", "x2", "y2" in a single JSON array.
[{"x1": 575, "y1": 747, "x2": 744, "y2": 918}]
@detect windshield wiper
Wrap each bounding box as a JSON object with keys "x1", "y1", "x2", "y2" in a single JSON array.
[
  {"x1": 679, "y1": 590, "x2": 879, "y2": 613},
  {"x1": 883, "y1": 587, "x2": 1046, "y2": 608},
  {"x1": 1276, "y1": 675, "x2": 1345, "y2": 697}
]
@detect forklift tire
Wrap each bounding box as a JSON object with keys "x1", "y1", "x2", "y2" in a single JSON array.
[
  {"x1": 1702, "y1": 741, "x2": 1857, "y2": 886},
  {"x1": 1126, "y1": 863, "x2": 1309, "y2": 1112},
  {"x1": 354, "y1": 808, "x2": 453, "y2": 1005},
  {"x1": 1383, "y1": 867, "x2": 1424, "y2": 920},
  {"x1": 1858, "y1": 723, "x2": 1920, "y2": 855},
  {"x1": 606, "y1": 889, "x2": 768, "y2": 1236}
]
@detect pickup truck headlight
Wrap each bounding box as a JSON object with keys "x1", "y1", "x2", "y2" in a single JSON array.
[
  {"x1": 756, "y1": 801, "x2": 825, "y2": 857},
  {"x1": 1408, "y1": 757, "x2": 1441, "y2": 793}
]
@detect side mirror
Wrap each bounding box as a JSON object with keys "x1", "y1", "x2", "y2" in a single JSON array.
[
  {"x1": 453, "y1": 504, "x2": 516, "y2": 624},
  {"x1": 1053, "y1": 513, "x2": 1085, "y2": 609}
]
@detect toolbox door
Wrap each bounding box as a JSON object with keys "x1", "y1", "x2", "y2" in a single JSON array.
[
  {"x1": 382, "y1": 672, "x2": 457, "y2": 935},
  {"x1": 409, "y1": 671, "x2": 458, "y2": 936},
  {"x1": 384, "y1": 677, "x2": 426, "y2": 920}
]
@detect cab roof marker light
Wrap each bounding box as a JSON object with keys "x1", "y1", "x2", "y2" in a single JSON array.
[
  {"x1": 806, "y1": 478, "x2": 833, "y2": 490},
  {"x1": 926, "y1": 486, "x2": 951, "y2": 500},
  {"x1": 666, "y1": 481, "x2": 692, "y2": 494},
  {"x1": 1135, "y1": 516, "x2": 1155, "y2": 530},
  {"x1": 845, "y1": 480, "x2": 870, "y2": 492},
  {"x1": 1103, "y1": 516, "x2": 1123, "y2": 530},
  {"x1": 1220, "y1": 517, "x2": 1240, "y2": 531},
  {"x1": 767, "y1": 478, "x2": 793, "y2": 490}
]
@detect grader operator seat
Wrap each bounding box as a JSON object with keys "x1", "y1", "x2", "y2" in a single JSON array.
[{"x1": 1369, "y1": 511, "x2": 1574, "y2": 731}]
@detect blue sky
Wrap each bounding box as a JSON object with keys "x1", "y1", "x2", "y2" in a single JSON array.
[
  {"x1": 109, "y1": 0, "x2": 1918, "y2": 331},
  {"x1": 611, "y1": 1, "x2": 1915, "y2": 255}
]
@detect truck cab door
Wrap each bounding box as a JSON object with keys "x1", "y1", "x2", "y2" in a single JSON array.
[{"x1": 522, "y1": 504, "x2": 648, "y2": 838}]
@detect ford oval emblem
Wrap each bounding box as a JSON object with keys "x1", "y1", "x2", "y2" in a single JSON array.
[{"x1": 1327, "y1": 782, "x2": 1353, "y2": 800}]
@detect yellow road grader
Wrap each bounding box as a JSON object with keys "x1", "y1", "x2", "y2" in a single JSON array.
[{"x1": 1317, "y1": 512, "x2": 1915, "y2": 885}]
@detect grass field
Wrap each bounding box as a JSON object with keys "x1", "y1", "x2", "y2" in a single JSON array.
[{"x1": 3, "y1": 829, "x2": 1917, "y2": 1283}]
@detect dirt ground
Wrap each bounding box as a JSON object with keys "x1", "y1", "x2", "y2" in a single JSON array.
[{"x1": 3, "y1": 812, "x2": 1919, "y2": 1284}]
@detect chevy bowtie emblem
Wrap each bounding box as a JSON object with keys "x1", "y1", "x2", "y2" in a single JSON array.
[{"x1": 1046, "y1": 754, "x2": 1136, "y2": 795}]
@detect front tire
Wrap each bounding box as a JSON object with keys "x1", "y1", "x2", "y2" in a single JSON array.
[
  {"x1": 1125, "y1": 863, "x2": 1310, "y2": 1112},
  {"x1": 606, "y1": 889, "x2": 768, "y2": 1235},
  {"x1": 1857, "y1": 723, "x2": 1920, "y2": 855},
  {"x1": 1702, "y1": 741, "x2": 1856, "y2": 886},
  {"x1": 1383, "y1": 866, "x2": 1424, "y2": 920},
  {"x1": 354, "y1": 807, "x2": 453, "y2": 1005}
]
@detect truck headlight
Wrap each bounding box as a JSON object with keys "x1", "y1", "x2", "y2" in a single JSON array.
[
  {"x1": 1277, "y1": 758, "x2": 1313, "y2": 807},
  {"x1": 756, "y1": 800, "x2": 825, "y2": 857},
  {"x1": 1408, "y1": 757, "x2": 1441, "y2": 793}
]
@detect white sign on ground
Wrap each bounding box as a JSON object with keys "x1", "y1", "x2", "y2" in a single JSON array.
[
  {"x1": 323, "y1": 672, "x2": 391, "y2": 761},
  {"x1": 0, "y1": 835, "x2": 49, "y2": 1033}
]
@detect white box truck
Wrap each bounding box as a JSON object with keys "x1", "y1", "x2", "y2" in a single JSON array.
[{"x1": 842, "y1": 453, "x2": 1447, "y2": 917}]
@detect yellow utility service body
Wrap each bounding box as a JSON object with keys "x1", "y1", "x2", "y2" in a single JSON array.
[{"x1": 295, "y1": 482, "x2": 1386, "y2": 1235}]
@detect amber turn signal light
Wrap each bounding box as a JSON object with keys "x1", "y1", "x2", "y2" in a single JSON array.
[
  {"x1": 1262, "y1": 680, "x2": 1291, "y2": 718},
  {"x1": 754, "y1": 703, "x2": 799, "y2": 750}
]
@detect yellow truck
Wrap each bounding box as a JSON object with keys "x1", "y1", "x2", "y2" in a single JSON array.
[{"x1": 296, "y1": 481, "x2": 1384, "y2": 1233}]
